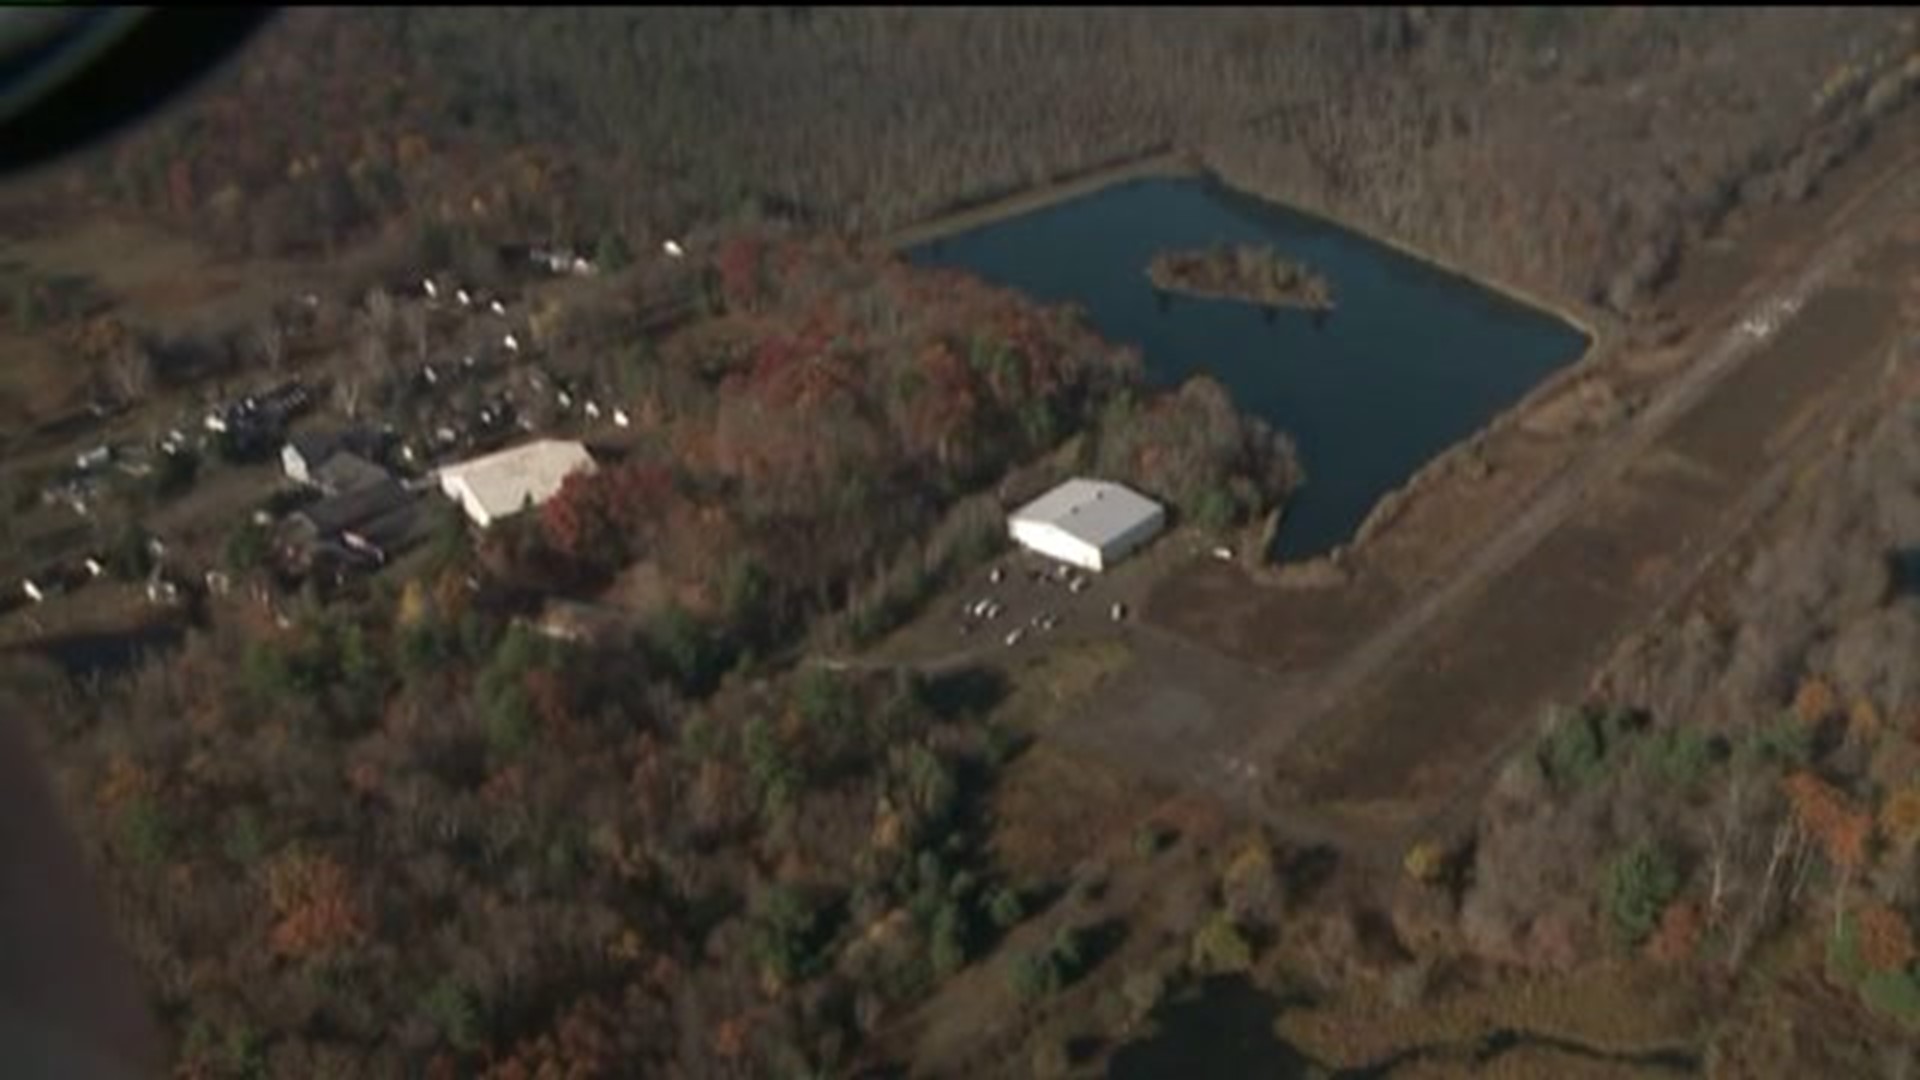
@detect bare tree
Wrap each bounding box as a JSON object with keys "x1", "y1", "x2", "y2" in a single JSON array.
[
  {"x1": 334, "y1": 377, "x2": 364, "y2": 420},
  {"x1": 1727, "y1": 820, "x2": 1797, "y2": 973},
  {"x1": 253, "y1": 318, "x2": 287, "y2": 375},
  {"x1": 1704, "y1": 767, "x2": 1749, "y2": 930},
  {"x1": 402, "y1": 305, "x2": 430, "y2": 364},
  {"x1": 104, "y1": 338, "x2": 154, "y2": 402},
  {"x1": 364, "y1": 288, "x2": 397, "y2": 346},
  {"x1": 355, "y1": 310, "x2": 394, "y2": 381}
]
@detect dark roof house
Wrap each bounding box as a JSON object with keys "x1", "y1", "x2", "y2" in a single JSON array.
[
  {"x1": 282, "y1": 428, "x2": 385, "y2": 487},
  {"x1": 310, "y1": 451, "x2": 392, "y2": 497},
  {"x1": 288, "y1": 479, "x2": 417, "y2": 541}
]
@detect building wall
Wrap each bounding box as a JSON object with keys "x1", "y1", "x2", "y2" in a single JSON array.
[
  {"x1": 1009, "y1": 519, "x2": 1103, "y2": 572},
  {"x1": 281, "y1": 445, "x2": 311, "y2": 487},
  {"x1": 442, "y1": 477, "x2": 496, "y2": 529},
  {"x1": 1009, "y1": 505, "x2": 1165, "y2": 573},
  {"x1": 1095, "y1": 508, "x2": 1166, "y2": 569}
]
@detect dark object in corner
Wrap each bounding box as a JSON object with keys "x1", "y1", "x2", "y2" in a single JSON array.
[{"x1": 0, "y1": 8, "x2": 275, "y2": 176}]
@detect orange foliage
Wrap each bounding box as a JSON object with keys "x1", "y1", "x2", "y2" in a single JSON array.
[
  {"x1": 1794, "y1": 676, "x2": 1839, "y2": 726},
  {"x1": 264, "y1": 851, "x2": 367, "y2": 961},
  {"x1": 712, "y1": 1015, "x2": 752, "y2": 1061},
  {"x1": 1856, "y1": 902, "x2": 1917, "y2": 973},
  {"x1": 541, "y1": 462, "x2": 679, "y2": 567},
  {"x1": 1882, "y1": 788, "x2": 1920, "y2": 850},
  {"x1": 1850, "y1": 698, "x2": 1884, "y2": 741},
  {"x1": 96, "y1": 756, "x2": 157, "y2": 814},
  {"x1": 1782, "y1": 771, "x2": 1873, "y2": 871},
  {"x1": 1646, "y1": 899, "x2": 1703, "y2": 966}
]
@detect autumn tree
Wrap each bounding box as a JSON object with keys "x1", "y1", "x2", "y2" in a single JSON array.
[
  {"x1": 104, "y1": 336, "x2": 156, "y2": 401},
  {"x1": 1855, "y1": 902, "x2": 1917, "y2": 973},
  {"x1": 1794, "y1": 675, "x2": 1840, "y2": 727},
  {"x1": 264, "y1": 849, "x2": 368, "y2": 962},
  {"x1": 1646, "y1": 899, "x2": 1704, "y2": 966},
  {"x1": 1783, "y1": 771, "x2": 1875, "y2": 938}
]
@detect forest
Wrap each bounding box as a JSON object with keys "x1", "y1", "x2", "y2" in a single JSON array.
[
  {"x1": 1, "y1": 219, "x2": 1296, "y2": 1076},
  {"x1": 1382, "y1": 397, "x2": 1920, "y2": 1067},
  {"x1": 67, "y1": 8, "x2": 1920, "y2": 318},
  {"x1": 11, "y1": 7, "x2": 1920, "y2": 1075}
]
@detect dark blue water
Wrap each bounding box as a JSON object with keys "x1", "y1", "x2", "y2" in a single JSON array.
[
  {"x1": 910, "y1": 176, "x2": 1589, "y2": 560},
  {"x1": 1108, "y1": 976, "x2": 1316, "y2": 1079}
]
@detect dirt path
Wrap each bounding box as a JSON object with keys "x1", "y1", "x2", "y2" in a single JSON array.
[{"x1": 879, "y1": 148, "x2": 1193, "y2": 252}]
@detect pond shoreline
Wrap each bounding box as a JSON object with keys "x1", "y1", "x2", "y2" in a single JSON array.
[
  {"x1": 879, "y1": 148, "x2": 1199, "y2": 253},
  {"x1": 881, "y1": 143, "x2": 1608, "y2": 575},
  {"x1": 881, "y1": 146, "x2": 1602, "y2": 364}
]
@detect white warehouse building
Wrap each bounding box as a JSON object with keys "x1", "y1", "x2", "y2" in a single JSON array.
[
  {"x1": 436, "y1": 438, "x2": 597, "y2": 529},
  {"x1": 1008, "y1": 478, "x2": 1165, "y2": 572}
]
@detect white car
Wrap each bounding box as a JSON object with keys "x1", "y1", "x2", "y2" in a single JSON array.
[
  {"x1": 1004, "y1": 628, "x2": 1025, "y2": 648},
  {"x1": 1211, "y1": 546, "x2": 1235, "y2": 561},
  {"x1": 1110, "y1": 602, "x2": 1128, "y2": 622}
]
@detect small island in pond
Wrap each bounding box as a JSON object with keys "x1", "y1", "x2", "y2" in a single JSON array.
[{"x1": 1147, "y1": 243, "x2": 1336, "y2": 312}]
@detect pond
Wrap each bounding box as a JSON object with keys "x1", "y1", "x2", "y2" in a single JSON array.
[
  {"x1": 1107, "y1": 975, "x2": 1317, "y2": 1079},
  {"x1": 909, "y1": 176, "x2": 1590, "y2": 560}
]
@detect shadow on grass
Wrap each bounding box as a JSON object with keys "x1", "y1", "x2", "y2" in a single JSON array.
[{"x1": 919, "y1": 664, "x2": 1010, "y2": 721}]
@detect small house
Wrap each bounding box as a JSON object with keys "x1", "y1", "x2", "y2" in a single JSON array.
[
  {"x1": 287, "y1": 479, "x2": 419, "y2": 548},
  {"x1": 310, "y1": 452, "x2": 392, "y2": 497},
  {"x1": 282, "y1": 428, "x2": 384, "y2": 488}
]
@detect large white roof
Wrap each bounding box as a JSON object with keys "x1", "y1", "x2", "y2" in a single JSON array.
[
  {"x1": 1010, "y1": 478, "x2": 1163, "y2": 546},
  {"x1": 438, "y1": 439, "x2": 596, "y2": 521}
]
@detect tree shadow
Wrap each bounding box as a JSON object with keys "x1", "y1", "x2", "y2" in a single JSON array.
[
  {"x1": 1069, "y1": 916, "x2": 1131, "y2": 982},
  {"x1": 1884, "y1": 546, "x2": 1920, "y2": 599},
  {"x1": 1282, "y1": 843, "x2": 1341, "y2": 908},
  {"x1": 918, "y1": 665, "x2": 1009, "y2": 720},
  {"x1": 1067, "y1": 1034, "x2": 1108, "y2": 1066}
]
